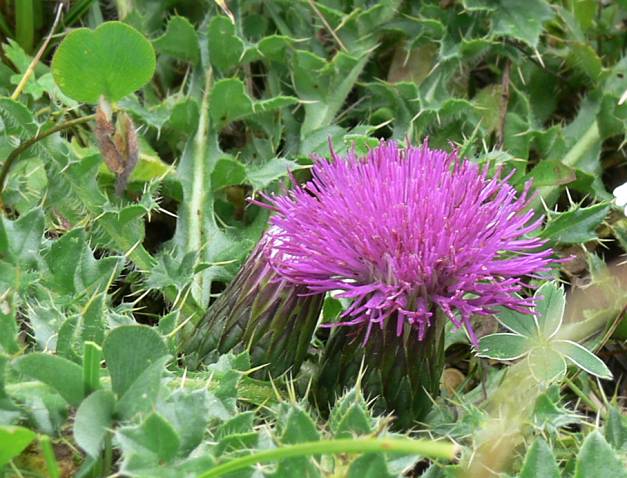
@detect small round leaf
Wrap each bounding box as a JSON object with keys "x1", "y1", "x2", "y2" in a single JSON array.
[{"x1": 52, "y1": 21, "x2": 156, "y2": 104}]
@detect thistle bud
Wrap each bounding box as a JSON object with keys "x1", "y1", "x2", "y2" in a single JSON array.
[{"x1": 184, "y1": 228, "x2": 324, "y2": 378}]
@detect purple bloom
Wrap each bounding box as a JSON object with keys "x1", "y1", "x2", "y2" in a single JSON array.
[{"x1": 259, "y1": 141, "x2": 555, "y2": 344}]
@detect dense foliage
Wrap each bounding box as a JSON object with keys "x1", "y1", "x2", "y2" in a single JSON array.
[{"x1": 0, "y1": 1, "x2": 625, "y2": 477}]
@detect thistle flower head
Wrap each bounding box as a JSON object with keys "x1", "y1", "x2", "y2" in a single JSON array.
[{"x1": 260, "y1": 141, "x2": 555, "y2": 343}]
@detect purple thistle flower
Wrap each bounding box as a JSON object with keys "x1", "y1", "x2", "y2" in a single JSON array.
[{"x1": 259, "y1": 141, "x2": 555, "y2": 344}]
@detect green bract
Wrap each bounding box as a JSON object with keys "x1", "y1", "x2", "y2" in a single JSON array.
[{"x1": 51, "y1": 22, "x2": 156, "y2": 104}]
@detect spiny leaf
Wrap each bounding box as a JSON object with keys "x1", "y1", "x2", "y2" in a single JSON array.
[{"x1": 153, "y1": 16, "x2": 200, "y2": 65}]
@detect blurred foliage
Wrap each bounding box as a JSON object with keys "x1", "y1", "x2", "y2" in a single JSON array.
[{"x1": 0, "y1": 0, "x2": 625, "y2": 477}]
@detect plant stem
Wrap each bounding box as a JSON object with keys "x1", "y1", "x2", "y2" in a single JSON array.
[
  {"x1": 562, "y1": 121, "x2": 600, "y2": 168},
  {"x1": 187, "y1": 69, "x2": 212, "y2": 264},
  {"x1": 198, "y1": 438, "x2": 457, "y2": 478},
  {"x1": 564, "y1": 377, "x2": 600, "y2": 413},
  {"x1": 38, "y1": 435, "x2": 61, "y2": 478}
]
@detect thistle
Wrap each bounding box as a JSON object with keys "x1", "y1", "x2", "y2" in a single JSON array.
[
  {"x1": 183, "y1": 228, "x2": 324, "y2": 378},
  {"x1": 259, "y1": 141, "x2": 555, "y2": 428}
]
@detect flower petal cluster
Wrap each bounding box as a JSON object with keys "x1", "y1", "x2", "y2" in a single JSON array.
[{"x1": 260, "y1": 141, "x2": 555, "y2": 343}]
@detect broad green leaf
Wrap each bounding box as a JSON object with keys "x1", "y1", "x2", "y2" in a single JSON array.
[
  {"x1": 490, "y1": 0, "x2": 554, "y2": 47},
  {"x1": 212, "y1": 156, "x2": 247, "y2": 190},
  {"x1": 115, "y1": 355, "x2": 169, "y2": 419},
  {"x1": 472, "y1": 84, "x2": 502, "y2": 133},
  {"x1": 0, "y1": 425, "x2": 36, "y2": 466},
  {"x1": 279, "y1": 406, "x2": 320, "y2": 444},
  {"x1": 117, "y1": 412, "x2": 181, "y2": 465},
  {"x1": 273, "y1": 405, "x2": 321, "y2": 477},
  {"x1": 520, "y1": 438, "x2": 560, "y2": 478},
  {"x1": 541, "y1": 203, "x2": 610, "y2": 244},
  {"x1": 348, "y1": 453, "x2": 395, "y2": 478},
  {"x1": 215, "y1": 411, "x2": 255, "y2": 440},
  {"x1": 95, "y1": 204, "x2": 148, "y2": 252},
  {"x1": 0, "y1": 96, "x2": 38, "y2": 137},
  {"x1": 52, "y1": 21, "x2": 156, "y2": 103},
  {"x1": 0, "y1": 294, "x2": 18, "y2": 354},
  {"x1": 43, "y1": 228, "x2": 85, "y2": 295},
  {"x1": 605, "y1": 406, "x2": 626, "y2": 450},
  {"x1": 205, "y1": 353, "x2": 250, "y2": 417},
  {"x1": 207, "y1": 16, "x2": 245, "y2": 72},
  {"x1": 257, "y1": 35, "x2": 292, "y2": 61},
  {"x1": 209, "y1": 79, "x2": 253, "y2": 127},
  {"x1": 533, "y1": 282, "x2": 565, "y2": 339},
  {"x1": 102, "y1": 325, "x2": 168, "y2": 398},
  {"x1": 158, "y1": 389, "x2": 212, "y2": 455},
  {"x1": 73, "y1": 389, "x2": 115, "y2": 458},
  {"x1": 527, "y1": 160, "x2": 577, "y2": 188},
  {"x1": 118, "y1": 95, "x2": 171, "y2": 131},
  {"x1": 74, "y1": 246, "x2": 121, "y2": 295},
  {"x1": 477, "y1": 333, "x2": 531, "y2": 360},
  {"x1": 0, "y1": 207, "x2": 44, "y2": 268},
  {"x1": 168, "y1": 97, "x2": 200, "y2": 133},
  {"x1": 553, "y1": 340, "x2": 613, "y2": 380},
  {"x1": 297, "y1": 52, "x2": 370, "y2": 138},
  {"x1": 533, "y1": 387, "x2": 582, "y2": 431},
  {"x1": 153, "y1": 16, "x2": 199, "y2": 65},
  {"x1": 322, "y1": 296, "x2": 344, "y2": 324},
  {"x1": 598, "y1": 93, "x2": 627, "y2": 140},
  {"x1": 80, "y1": 293, "x2": 106, "y2": 346},
  {"x1": 503, "y1": 112, "x2": 531, "y2": 159},
  {"x1": 567, "y1": 42, "x2": 604, "y2": 83},
  {"x1": 574, "y1": 431, "x2": 626, "y2": 478},
  {"x1": 527, "y1": 347, "x2": 567, "y2": 384},
  {"x1": 329, "y1": 389, "x2": 372, "y2": 438},
  {"x1": 254, "y1": 96, "x2": 299, "y2": 114},
  {"x1": 13, "y1": 352, "x2": 84, "y2": 406},
  {"x1": 494, "y1": 305, "x2": 537, "y2": 337},
  {"x1": 247, "y1": 157, "x2": 300, "y2": 189},
  {"x1": 145, "y1": 251, "x2": 196, "y2": 292},
  {"x1": 55, "y1": 316, "x2": 80, "y2": 363},
  {"x1": 7, "y1": 382, "x2": 67, "y2": 435}
]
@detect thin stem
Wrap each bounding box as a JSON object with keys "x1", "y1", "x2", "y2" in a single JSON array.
[
  {"x1": 198, "y1": 438, "x2": 457, "y2": 478},
  {"x1": 0, "y1": 114, "x2": 96, "y2": 196},
  {"x1": 564, "y1": 376, "x2": 600, "y2": 413},
  {"x1": 38, "y1": 435, "x2": 61, "y2": 478},
  {"x1": 306, "y1": 0, "x2": 347, "y2": 52},
  {"x1": 103, "y1": 431, "x2": 113, "y2": 477},
  {"x1": 562, "y1": 121, "x2": 601, "y2": 167}
]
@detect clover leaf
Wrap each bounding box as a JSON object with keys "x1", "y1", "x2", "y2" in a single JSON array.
[{"x1": 478, "y1": 282, "x2": 612, "y2": 383}]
